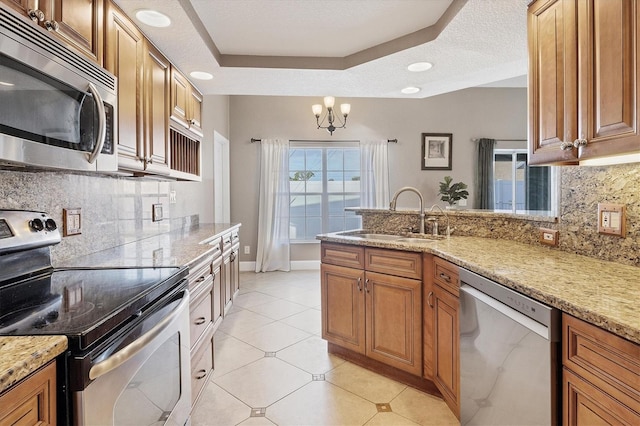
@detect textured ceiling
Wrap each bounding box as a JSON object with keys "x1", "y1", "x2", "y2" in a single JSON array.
[{"x1": 113, "y1": 0, "x2": 528, "y2": 98}]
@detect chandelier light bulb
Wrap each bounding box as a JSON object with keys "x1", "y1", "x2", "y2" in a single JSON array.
[
  {"x1": 312, "y1": 104, "x2": 323, "y2": 117},
  {"x1": 340, "y1": 103, "x2": 351, "y2": 116},
  {"x1": 323, "y1": 96, "x2": 335, "y2": 109}
]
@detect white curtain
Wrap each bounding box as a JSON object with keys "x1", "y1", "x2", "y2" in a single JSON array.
[
  {"x1": 255, "y1": 139, "x2": 290, "y2": 272},
  {"x1": 360, "y1": 140, "x2": 390, "y2": 208}
]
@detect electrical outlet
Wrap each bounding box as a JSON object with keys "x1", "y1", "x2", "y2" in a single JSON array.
[
  {"x1": 244, "y1": 245, "x2": 250, "y2": 254},
  {"x1": 63, "y1": 208, "x2": 82, "y2": 236},
  {"x1": 539, "y1": 227, "x2": 558, "y2": 246},
  {"x1": 598, "y1": 203, "x2": 625, "y2": 237},
  {"x1": 152, "y1": 204, "x2": 163, "y2": 222},
  {"x1": 169, "y1": 191, "x2": 177, "y2": 204}
]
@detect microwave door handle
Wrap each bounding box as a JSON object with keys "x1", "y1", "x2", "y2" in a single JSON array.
[
  {"x1": 86, "y1": 82, "x2": 106, "y2": 164},
  {"x1": 88, "y1": 289, "x2": 190, "y2": 380}
]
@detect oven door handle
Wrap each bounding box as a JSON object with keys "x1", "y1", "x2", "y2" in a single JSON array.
[
  {"x1": 86, "y1": 82, "x2": 106, "y2": 164},
  {"x1": 88, "y1": 289, "x2": 190, "y2": 380}
]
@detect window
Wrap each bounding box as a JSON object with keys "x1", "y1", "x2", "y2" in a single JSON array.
[
  {"x1": 494, "y1": 149, "x2": 554, "y2": 212},
  {"x1": 289, "y1": 142, "x2": 361, "y2": 241}
]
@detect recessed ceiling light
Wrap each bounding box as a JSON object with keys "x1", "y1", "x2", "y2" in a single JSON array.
[
  {"x1": 401, "y1": 87, "x2": 421, "y2": 94},
  {"x1": 190, "y1": 71, "x2": 213, "y2": 81},
  {"x1": 135, "y1": 9, "x2": 171, "y2": 28},
  {"x1": 408, "y1": 62, "x2": 433, "y2": 72}
]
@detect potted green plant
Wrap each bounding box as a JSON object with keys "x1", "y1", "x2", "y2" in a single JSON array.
[{"x1": 439, "y1": 176, "x2": 469, "y2": 208}]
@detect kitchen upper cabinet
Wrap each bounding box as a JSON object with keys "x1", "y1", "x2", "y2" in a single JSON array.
[
  {"x1": 143, "y1": 40, "x2": 171, "y2": 175},
  {"x1": 0, "y1": 0, "x2": 103, "y2": 64},
  {"x1": 170, "y1": 67, "x2": 204, "y2": 137},
  {"x1": 105, "y1": 0, "x2": 143, "y2": 172},
  {"x1": 528, "y1": 0, "x2": 640, "y2": 165}
]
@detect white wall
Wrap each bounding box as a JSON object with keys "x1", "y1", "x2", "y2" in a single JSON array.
[{"x1": 229, "y1": 88, "x2": 527, "y2": 262}]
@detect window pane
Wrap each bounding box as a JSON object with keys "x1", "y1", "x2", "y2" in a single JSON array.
[
  {"x1": 289, "y1": 149, "x2": 305, "y2": 170},
  {"x1": 327, "y1": 171, "x2": 343, "y2": 193},
  {"x1": 345, "y1": 196, "x2": 361, "y2": 208},
  {"x1": 290, "y1": 195, "x2": 305, "y2": 217},
  {"x1": 344, "y1": 149, "x2": 360, "y2": 170},
  {"x1": 345, "y1": 216, "x2": 362, "y2": 231},
  {"x1": 289, "y1": 179, "x2": 305, "y2": 194},
  {"x1": 306, "y1": 195, "x2": 321, "y2": 216},
  {"x1": 494, "y1": 156, "x2": 513, "y2": 210},
  {"x1": 327, "y1": 149, "x2": 343, "y2": 170},
  {"x1": 328, "y1": 195, "x2": 345, "y2": 215},
  {"x1": 306, "y1": 149, "x2": 322, "y2": 171},
  {"x1": 290, "y1": 217, "x2": 305, "y2": 240},
  {"x1": 344, "y1": 171, "x2": 360, "y2": 192},
  {"x1": 328, "y1": 217, "x2": 344, "y2": 233},
  {"x1": 305, "y1": 217, "x2": 322, "y2": 239}
]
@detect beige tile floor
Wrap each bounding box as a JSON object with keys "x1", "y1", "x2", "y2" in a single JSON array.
[{"x1": 191, "y1": 270, "x2": 458, "y2": 426}]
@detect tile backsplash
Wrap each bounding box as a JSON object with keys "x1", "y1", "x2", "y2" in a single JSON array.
[{"x1": 0, "y1": 170, "x2": 200, "y2": 263}]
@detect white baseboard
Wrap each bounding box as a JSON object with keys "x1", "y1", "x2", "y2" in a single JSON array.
[{"x1": 240, "y1": 260, "x2": 320, "y2": 272}]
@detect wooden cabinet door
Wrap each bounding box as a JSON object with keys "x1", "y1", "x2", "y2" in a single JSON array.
[
  {"x1": 222, "y1": 252, "x2": 232, "y2": 315},
  {"x1": 433, "y1": 283, "x2": 460, "y2": 417},
  {"x1": 528, "y1": 0, "x2": 579, "y2": 165},
  {"x1": 170, "y1": 67, "x2": 190, "y2": 129},
  {"x1": 105, "y1": 0, "x2": 143, "y2": 171},
  {"x1": 189, "y1": 88, "x2": 203, "y2": 137},
  {"x1": 0, "y1": 360, "x2": 56, "y2": 426},
  {"x1": 365, "y1": 271, "x2": 422, "y2": 375},
  {"x1": 0, "y1": 0, "x2": 35, "y2": 17},
  {"x1": 422, "y1": 255, "x2": 435, "y2": 380},
  {"x1": 577, "y1": 0, "x2": 640, "y2": 160},
  {"x1": 230, "y1": 247, "x2": 240, "y2": 296},
  {"x1": 321, "y1": 263, "x2": 365, "y2": 354},
  {"x1": 564, "y1": 368, "x2": 639, "y2": 425},
  {"x1": 143, "y1": 40, "x2": 171, "y2": 175},
  {"x1": 41, "y1": 0, "x2": 103, "y2": 65},
  {"x1": 211, "y1": 263, "x2": 222, "y2": 330}
]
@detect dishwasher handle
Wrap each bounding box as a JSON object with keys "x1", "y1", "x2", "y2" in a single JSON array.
[{"x1": 460, "y1": 284, "x2": 553, "y2": 341}]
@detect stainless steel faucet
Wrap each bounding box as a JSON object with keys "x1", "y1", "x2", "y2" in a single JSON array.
[
  {"x1": 389, "y1": 186, "x2": 425, "y2": 234},
  {"x1": 427, "y1": 204, "x2": 451, "y2": 237}
]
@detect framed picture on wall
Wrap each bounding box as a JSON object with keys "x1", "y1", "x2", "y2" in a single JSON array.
[{"x1": 421, "y1": 133, "x2": 452, "y2": 170}]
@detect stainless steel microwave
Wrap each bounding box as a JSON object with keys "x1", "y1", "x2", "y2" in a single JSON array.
[{"x1": 0, "y1": 6, "x2": 117, "y2": 173}]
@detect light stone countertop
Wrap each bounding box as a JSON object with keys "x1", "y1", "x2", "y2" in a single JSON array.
[
  {"x1": 317, "y1": 232, "x2": 640, "y2": 344},
  {"x1": 0, "y1": 336, "x2": 67, "y2": 394},
  {"x1": 56, "y1": 223, "x2": 242, "y2": 269}
]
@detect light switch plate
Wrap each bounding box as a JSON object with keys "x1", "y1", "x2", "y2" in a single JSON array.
[
  {"x1": 63, "y1": 208, "x2": 82, "y2": 236},
  {"x1": 152, "y1": 204, "x2": 163, "y2": 222},
  {"x1": 598, "y1": 203, "x2": 625, "y2": 237},
  {"x1": 538, "y1": 227, "x2": 558, "y2": 246}
]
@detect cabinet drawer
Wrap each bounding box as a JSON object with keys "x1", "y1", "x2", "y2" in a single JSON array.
[
  {"x1": 222, "y1": 230, "x2": 239, "y2": 253},
  {"x1": 433, "y1": 257, "x2": 459, "y2": 296},
  {"x1": 321, "y1": 242, "x2": 365, "y2": 269},
  {"x1": 563, "y1": 313, "x2": 640, "y2": 412},
  {"x1": 365, "y1": 248, "x2": 422, "y2": 280},
  {"x1": 190, "y1": 277, "x2": 213, "y2": 349},
  {"x1": 191, "y1": 335, "x2": 213, "y2": 407},
  {"x1": 187, "y1": 256, "x2": 213, "y2": 291}
]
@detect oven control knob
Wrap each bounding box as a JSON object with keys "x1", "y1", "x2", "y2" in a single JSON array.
[
  {"x1": 45, "y1": 218, "x2": 57, "y2": 231},
  {"x1": 29, "y1": 218, "x2": 44, "y2": 232}
]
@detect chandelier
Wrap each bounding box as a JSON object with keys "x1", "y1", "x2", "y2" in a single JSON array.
[{"x1": 312, "y1": 96, "x2": 351, "y2": 135}]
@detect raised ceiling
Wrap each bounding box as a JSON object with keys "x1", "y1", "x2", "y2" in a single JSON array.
[{"x1": 113, "y1": 0, "x2": 528, "y2": 98}]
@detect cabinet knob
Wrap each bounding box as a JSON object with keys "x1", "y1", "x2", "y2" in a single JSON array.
[
  {"x1": 44, "y1": 20, "x2": 59, "y2": 32},
  {"x1": 560, "y1": 141, "x2": 575, "y2": 151},
  {"x1": 573, "y1": 138, "x2": 588, "y2": 148},
  {"x1": 28, "y1": 9, "x2": 45, "y2": 22}
]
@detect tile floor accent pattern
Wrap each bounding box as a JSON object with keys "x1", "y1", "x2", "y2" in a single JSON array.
[{"x1": 191, "y1": 270, "x2": 458, "y2": 426}]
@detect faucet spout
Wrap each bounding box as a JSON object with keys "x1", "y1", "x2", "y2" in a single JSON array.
[{"x1": 389, "y1": 186, "x2": 425, "y2": 234}]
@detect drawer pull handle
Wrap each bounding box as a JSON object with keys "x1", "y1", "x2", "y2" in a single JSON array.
[
  {"x1": 195, "y1": 369, "x2": 207, "y2": 380},
  {"x1": 357, "y1": 277, "x2": 362, "y2": 292},
  {"x1": 194, "y1": 317, "x2": 207, "y2": 325},
  {"x1": 439, "y1": 273, "x2": 451, "y2": 282},
  {"x1": 427, "y1": 291, "x2": 434, "y2": 308},
  {"x1": 196, "y1": 276, "x2": 206, "y2": 283},
  {"x1": 365, "y1": 278, "x2": 370, "y2": 293}
]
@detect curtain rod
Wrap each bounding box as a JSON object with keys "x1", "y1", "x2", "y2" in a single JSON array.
[
  {"x1": 251, "y1": 138, "x2": 398, "y2": 143},
  {"x1": 470, "y1": 138, "x2": 527, "y2": 142}
]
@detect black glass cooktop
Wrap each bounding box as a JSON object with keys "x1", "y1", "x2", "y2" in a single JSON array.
[{"x1": 0, "y1": 266, "x2": 187, "y2": 350}]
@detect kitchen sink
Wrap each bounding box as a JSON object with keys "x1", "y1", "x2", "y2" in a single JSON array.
[
  {"x1": 396, "y1": 237, "x2": 439, "y2": 243},
  {"x1": 348, "y1": 233, "x2": 403, "y2": 240}
]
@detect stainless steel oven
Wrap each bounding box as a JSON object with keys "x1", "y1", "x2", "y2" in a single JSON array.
[
  {"x1": 0, "y1": 6, "x2": 117, "y2": 173},
  {"x1": 0, "y1": 211, "x2": 191, "y2": 425}
]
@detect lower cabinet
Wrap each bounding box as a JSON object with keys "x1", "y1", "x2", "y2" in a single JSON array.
[
  {"x1": 0, "y1": 360, "x2": 56, "y2": 426},
  {"x1": 221, "y1": 230, "x2": 240, "y2": 316},
  {"x1": 424, "y1": 255, "x2": 460, "y2": 419},
  {"x1": 321, "y1": 243, "x2": 423, "y2": 376},
  {"x1": 562, "y1": 313, "x2": 639, "y2": 425}
]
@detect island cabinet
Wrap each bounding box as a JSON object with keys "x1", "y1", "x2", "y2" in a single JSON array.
[
  {"x1": 0, "y1": 0, "x2": 103, "y2": 65},
  {"x1": 0, "y1": 360, "x2": 56, "y2": 425},
  {"x1": 186, "y1": 244, "x2": 223, "y2": 409},
  {"x1": 320, "y1": 242, "x2": 423, "y2": 376},
  {"x1": 424, "y1": 255, "x2": 460, "y2": 419},
  {"x1": 528, "y1": 0, "x2": 640, "y2": 165},
  {"x1": 562, "y1": 313, "x2": 640, "y2": 425}
]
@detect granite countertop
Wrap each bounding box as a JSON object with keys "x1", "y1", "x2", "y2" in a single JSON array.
[
  {"x1": 56, "y1": 223, "x2": 242, "y2": 269},
  {"x1": 0, "y1": 336, "x2": 67, "y2": 394},
  {"x1": 318, "y1": 232, "x2": 640, "y2": 345}
]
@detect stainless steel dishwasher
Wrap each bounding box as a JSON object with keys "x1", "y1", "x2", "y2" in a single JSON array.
[{"x1": 459, "y1": 268, "x2": 561, "y2": 425}]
